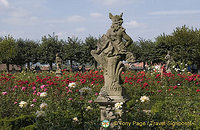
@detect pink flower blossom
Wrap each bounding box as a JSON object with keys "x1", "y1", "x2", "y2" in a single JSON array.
[
  {"x1": 40, "y1": 85, "x2": 46, "y2": 89},
  {"x1": 33, "y1": 98, "x2": 37, "y2": 102},
  {"x1": 2, "y1": 92, "x2": 7, "y2": 95},
  {"x1": 14, "y1": 85, "x2": 18, "y2": 88},
  {"x1": 33, "y1": 91, "x2": 37, "y2": 95},
  {"x1": 21, "y1": 87, "x2": 26, "y2": 91},
  {"x1": 37, "y1": 92, "x2": 41, "y2": 96},
  {"x1": 95, "y1": 93, "x2": 99, "y2": 96},
  {"x1": 44, "y1": 88, "x2": 48, "y2": 92},
  {"x1": 68, "y1": 98, "x2": 73, "y2": 101},
  {"x1": 14, "y1": 101, "x2": 18, "y2": 104},
  {"x1": 88, "y1": 100, "x2": 93, "y2": 103},
  {"x1": 67, "y1": 90, "x2": 72, "y2": 93},
  {"x1": 32, "y1": 87, "x2": 36, "y2": 90}
]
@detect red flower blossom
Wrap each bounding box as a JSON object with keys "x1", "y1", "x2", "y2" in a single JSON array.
[
  {"x1": 196, "y1": 89, "x2": 200, "y2": 92},
  {"x1": 80, "y1": 78, "x2": 86, "y2": 84},
  {"x1": 143, "y1": 82, "x2": 149, "y2": 87}
]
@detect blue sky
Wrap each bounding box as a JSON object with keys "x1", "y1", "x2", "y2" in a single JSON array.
[{"x1": 0, "y1": 0, "x2": 200, "y2": 41}]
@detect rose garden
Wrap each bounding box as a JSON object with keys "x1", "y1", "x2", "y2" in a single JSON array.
[{"x1": 1, "y1": 13, "x2": 200, "y2": 129}]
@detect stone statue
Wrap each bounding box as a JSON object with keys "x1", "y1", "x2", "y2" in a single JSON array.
[
  {"x1": 91, "y1": 13, "x2": 133, "y2": 129},
  {"x1": 91, "y1": 13, "x2": 134, "y2": 129},
  {"x1": 91, "y1": 12, "x2": 132, "y2": 98},
  {"x1": 56, "y1": 53, "x2": 62, "y2": 76},
  {"x1": 165, "y1": 51, "x2": 172, "y2": 71}
]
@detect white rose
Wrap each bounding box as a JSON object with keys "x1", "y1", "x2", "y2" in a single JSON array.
[
  {"x1": 19, "y1": 101, "x2": 28, "y2": 108},
  {"x1": 140, "y1": 96, "x2": 150, "y2": 103},
  {"x1": 114, "y1": 102, "x2": 123, "y2": 109},
  {"x1": 40, "y1": 103, "x2": 48, "y2": 110},
  {"x1": 73, "y1": 117, "x2": 78, "y2": 121},
  {"x1": 40, "y1": 92, "x2": 47, "y2": 97},
  {"x1": 68, "y1": 82, "x2": 76, "y2": 88}
]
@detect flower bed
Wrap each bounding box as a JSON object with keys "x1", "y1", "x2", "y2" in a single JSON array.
[{"x1": 0, "y1": 70, "x2": 200, "y2": 129}]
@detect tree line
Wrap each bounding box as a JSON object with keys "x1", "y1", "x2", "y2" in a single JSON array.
[{"x1": 0, "y1": 25, "x2": 200, "y2": 72}]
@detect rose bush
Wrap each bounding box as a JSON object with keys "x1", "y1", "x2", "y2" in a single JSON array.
[{"x1": 0, "y1": 70, "x2": 200, "y2": 129}]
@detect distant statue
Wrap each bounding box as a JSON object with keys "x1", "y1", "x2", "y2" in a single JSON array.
[
  {"x1": 91, "y1": 13, "x2": 133, "y2": 96},
  {"x1": 165, "y1": 51, "x2": 173, "y2": 72},
  {"x1": 56, "y1": 53, "x2": 62, "y2": 71}
]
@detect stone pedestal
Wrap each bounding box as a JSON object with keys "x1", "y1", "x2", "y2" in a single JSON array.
[
  {"x1": 56, "y1": 70, "x2": 62, "y2": 77},
  {"x1": 95, "y1": 94, "x2": 128, "y2": 129}
]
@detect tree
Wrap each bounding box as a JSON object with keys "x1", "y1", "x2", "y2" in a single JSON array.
[
  {"x1": 82, "y1": 35, "x2": 98, "y2": 68},
  {"x1": 15, "y1": 38, "x2": 39, "y2": 70},
  {"x1": 154, "y1": 34, "x2": 173, "y2": 63},
  {"x1": 134, "y1": 38, "x2": 155, "y2": 68},
  {"x1": 62, "y1": 37, "x2": 82, "y2": 69},
  {"x1": 0, "y1": 35, "x2": 17, "y2": 72},
  {"x1": 171, "y1": 25, "x2": 199, "y2": 64},
  {"x1": 39, "y1": 33, "x2": 62, "y2": 71}
]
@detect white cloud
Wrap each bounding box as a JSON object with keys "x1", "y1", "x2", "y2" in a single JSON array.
[
  {"x1": 67, "y1": 15, "x2": 85, "y2": 23},
  {"x1": 0, "y1": 0, "x2": 9, "y2": 7},
  {"x1": 90, "y1": 12, "x2": 104, "y2": 18},
  {"x1": 124, "y1": 20, "x2": 140, "y2": 28},
  {"x1": 75, "y1": 27, "x2": 86, "y2": 32},
  {"x1": 149, "y1": 10, "x2": 200, "y2": 15}
]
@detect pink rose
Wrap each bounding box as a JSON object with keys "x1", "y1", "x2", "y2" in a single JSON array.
[
  {"x1": 67, "y1": 90, "x2": 72, "y2": 93},
  {"x1": 33, "y1": 98, "x2": 37, "y2": 102},
  {"x1": 44, "y1": 88, "x2": 48, "y2": 92},
  {"x1": 40, "y1": 85, "x2": 46, "y2": 89},
  {"x1": 88, "y1": 100, "x2": 93, "y2": 103},
  {"x1": 21, "y1": 87, "x2": 26, "y2": 91},
  {"x1": 2, "y1": 92, "x2": 7, "y2": 95},
  {"x1": 37, "y1": 92, "x2": 41, "y2": 96}
]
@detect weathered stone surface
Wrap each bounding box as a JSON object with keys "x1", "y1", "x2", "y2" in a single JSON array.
[
  {"x1": 91, "y1": 13, "x2": 132, "y2": 101},
  {"x1": 56, "y1": 53, "x2": 62, "y2": 77},
  {"x1": 91, "y1": 13, "x2": 133, "y2": 129}
]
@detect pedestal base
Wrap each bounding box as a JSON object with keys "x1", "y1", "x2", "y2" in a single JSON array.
[
  {"x1": 56, "y1": 70, "x2": 62, "y2": 77},
  {"x1": 95, "y1": 95, "x2": 128, "y2": 129}
]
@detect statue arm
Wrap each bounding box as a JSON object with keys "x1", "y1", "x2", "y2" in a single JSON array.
[{"x1": 123, "y1": 32, "x2": 133, "y2": 47}]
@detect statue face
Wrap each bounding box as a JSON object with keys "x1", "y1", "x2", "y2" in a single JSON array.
[{"x1": 109, "y1": 13, "x2": 123, "y2": 26}]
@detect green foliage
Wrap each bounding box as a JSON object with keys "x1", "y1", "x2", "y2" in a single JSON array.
[
  {"x1": 0, "y1": 35, "x2": 17, "y2": 64},
  {"x1": 62, "y1": 36, "x2": 83, "y2": 68},
  {"x1": 81, "y1": 35, "x2": 98, "y2": 65},
  {"x1": 39, "y1": 33, "x2": 62, "y2": 70},
  {"x1": 154, "y1": 25, "x2": 200, "y2": 65},
  {"x1": 14, "y1": 39, "x2": 39, "y2": 68},
  {"x1": 0, "y1": 115, "x2": 35, "y2": 130}
]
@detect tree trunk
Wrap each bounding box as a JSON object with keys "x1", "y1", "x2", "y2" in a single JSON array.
[
  {"x1": 70, "y1": 59, "x2": 73, "y2": 70},
  {"x1": 27, "y1": 62, "x2": 31, "y2": 71},
  {"x1": 20, "y1": 65, "x2": 23, "y2": 72},
  {"x1": 94, "y1": 61, "x2": 98, "y2": 70},
  {"x1": 49, "y1": 63, "x2": 53, "y2": 71},
  {"x1": 6, "y1": 63, "x2": 9, "y2": 72},
  {"x1": 143, "y1": 61, "x2": 146, "y2": 70}
]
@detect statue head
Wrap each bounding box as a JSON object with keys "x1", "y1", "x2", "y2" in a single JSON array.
[{"x1": 109, "y1": 13, "x2": 123, "y2": 26}]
